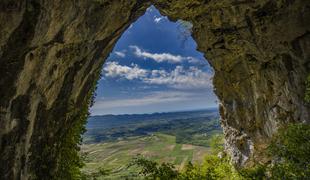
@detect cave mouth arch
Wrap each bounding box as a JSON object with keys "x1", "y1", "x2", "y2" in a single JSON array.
[
  {"x1": 90, "y1": 5, "x2": 218, "y2": 116},
  {"x1": 0, "y1": 0, "x2": 309, "y2": 179},
  {"x1": 82, "y1": 7, "x2": 221, "y2": 176}
]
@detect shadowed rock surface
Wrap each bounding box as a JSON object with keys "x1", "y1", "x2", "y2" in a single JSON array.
[{"x1": 0, "y1": 0, "x2": 309, "y2": 179}]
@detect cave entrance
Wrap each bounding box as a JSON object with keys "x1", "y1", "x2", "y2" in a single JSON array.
[
  {"x1": 81, "y1": 6, "x2": 221, "y2": 178},
  {"x1": 0, "y1": 1, "x2": 308, "y2": 179}
]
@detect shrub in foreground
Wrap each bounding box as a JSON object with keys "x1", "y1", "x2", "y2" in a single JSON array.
[{"x1": 130, "y1": 124, "x2": 310, "y2": 180}]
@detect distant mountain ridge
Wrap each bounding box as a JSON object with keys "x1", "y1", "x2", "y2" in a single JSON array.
[
  {"x1": 93, "y1": 107, "x2": 218, "y2": 117},
  {"x1": 87, "y1": 108, "x2": 219, "y2": 130},
  {"x1": 84, "y1": 108, "x2": 221, "y2": 146}
]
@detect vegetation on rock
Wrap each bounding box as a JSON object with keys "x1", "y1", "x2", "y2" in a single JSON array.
[
  {"x1": 267, "y1": 123, "x2": 310, "y2": 179},
  {"x1": 129, "y1": 124, "x2": 310, "y2": 180},
  {"x1": 56, "y1": 70, "x2": 103, "y2": 179}
]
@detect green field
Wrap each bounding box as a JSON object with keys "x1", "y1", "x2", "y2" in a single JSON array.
[{"x1": 81, "y1": 133, "x2": 210, "y2": 179}]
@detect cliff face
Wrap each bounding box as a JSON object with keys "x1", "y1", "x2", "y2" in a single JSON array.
[
  {"x1": 0, "y1": 0, "x2": 150, "y2": 179},
  {"x1": 154, "y1": 0, "x2": 310, "y2": 167},
  {"x1": 0, "y1": 0, "x2": 309, "y2": 179}
]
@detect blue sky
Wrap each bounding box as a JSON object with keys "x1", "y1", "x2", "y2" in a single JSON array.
[{"x1": 90, "y1": 6, "x2": 218, "y2": 115}]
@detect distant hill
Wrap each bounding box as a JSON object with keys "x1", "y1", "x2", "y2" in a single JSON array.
[
  {"x1": 87, "y1": 108, "x2": 219, "y2": 129},
  {"x1": 83, "y1": 108, "x2": 221, "y2": 147}
]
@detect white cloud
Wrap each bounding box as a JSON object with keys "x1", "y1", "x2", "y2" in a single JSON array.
[
  {"x1": 186, "y1": 57, "x2": 200, "y2": 64},
  {"x1": 114, "y1": 51, "x2": 126, "y2": 58},
  {"x1": 103, "y1": 61, "x2": 213, "y2": 89},
  {"x1": 154, "y1": 16, "x2": 164, "y2": 23},
  {"x1": 91, "y1": 91, "x2": 198, "y2": 110},
  {"x1": 130, "y1": 45, "x2": 186, "y2": 63},
  {"x1": 103, "y1": 62, "x2": 148, "y2": 80},
  {"x1": 145, "y1": 66, "x2": 213, "y2": 89},
  {"x1": 129, "y1": 45, "x2": 206, "y2": 65}
]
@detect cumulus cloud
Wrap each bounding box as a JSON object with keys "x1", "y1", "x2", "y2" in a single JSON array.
[
  {"x1": 103, "y1": 62, "x2": 148, "y2": 80},
  {"x1": 145, "y1": 66, "x2": 213, "y2": 89},
  {"x1": 103, "y1": 61, "x2": 213, "y2": 89},
  {"x1": 130, "y1": 45, "x2": 200, "y2": 64},
  {"x1": 114, "y1": 51, "x2": 126, "y2": 58}
]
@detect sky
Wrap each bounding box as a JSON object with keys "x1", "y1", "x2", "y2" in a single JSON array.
[{"x1": 90, "y1": 6, "x2": 218, "y2": 115}]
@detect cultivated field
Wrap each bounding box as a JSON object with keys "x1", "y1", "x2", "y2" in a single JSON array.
[{"x1": 81, "y1": 133, "x2": 210, "y2": 179}]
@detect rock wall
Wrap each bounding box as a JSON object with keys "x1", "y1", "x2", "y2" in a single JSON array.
[
  {"x1": 154, "y1": 0, "x2": 310, "y2": 167},
  {"x1": 0, "y1": 0, "x2": 150, "y2": 179},
  {"x1": 0, "y1": 0, "x2": 309, "y2": 179}
]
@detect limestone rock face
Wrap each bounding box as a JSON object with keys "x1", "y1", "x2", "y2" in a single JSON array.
[
  {"x1": 0, "y1": 0, "x2": 150, "y2": 179},
  {"x1": 0, "y1": 0, "x2": 309, "y2": 179},
  {"x1": 154, "y1": 0, "x2": 310, "y2": 167}
]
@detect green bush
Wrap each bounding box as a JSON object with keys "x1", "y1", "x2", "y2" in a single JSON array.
[
  {"x1": 56, "y1": 66, "x2": 103, "y2": 179},
  {"x1": 209, "y1": 134, "x2": 224, "y2": 154},
  {"x1": 239, "y1": 165, "x2": 267, "y2": 180},
  {"x1": 240, "y1": 123, "x2": 310, "y2": 180},
  {"x1": 130, "y1": 125, "x2": 310, "y2": 180},
  {"x1": 129, "y1": 134, "x2": 242, "y2": 180},
  {"x1": 129, "y1": 156, "x2": 178, "y2": 180},
  {"x1": 268, "y1": 123, "x2": 310, "y2": 179},
  {"x1": 130, "y1": 154, "x2": 242, "y2": 180}
]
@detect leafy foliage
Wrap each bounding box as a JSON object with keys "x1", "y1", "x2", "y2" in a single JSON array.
[
  {"x1": 56, "y1": 104, "x2": 88, "y2": 179},
  {"x1": 130, "y1": 154, "x2": 242, "y2": 180},
  {"x1": 209, "y1": 134, "x2": 224, "y2": 154},
  {"x1": 129, "y1": 134, "x2": 242, "y2": 180},
  {"x1": 129, "y1": 155, "x2": 178, "y2": 180},
  {"x1": 268, "y1": 123, "x2": 310, "y2": 179},
  {"x1": 238, "y1": 165, "x2": 267, "y2": 180},
  {"x1": 55, "y1": 68, "x2": 103, "y2": 179},
  {"x1": 130, "y1": 126, "x2": 310, "y2": 180},
  {"x1": 239, "y1": 123, "x2": 310, "y2": 180},
  {"x1": 178, "y1": 134, "x2": 241, "y2": 180}
]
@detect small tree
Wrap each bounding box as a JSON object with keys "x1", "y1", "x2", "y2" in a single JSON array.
[
  {"x1": 129, "y1": 156, "x2": 179, "y2": 180},
  {"x1": 209, "y1": 134, "x2": 224, "y2": 154},
  {"x1": 268, "y1": 123, "x2": 310, "y2": 179}
]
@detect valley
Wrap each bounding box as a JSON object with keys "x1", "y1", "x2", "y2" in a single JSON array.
[{"x1": 81, "y1": 109, "x2": 222, "y2": 179}]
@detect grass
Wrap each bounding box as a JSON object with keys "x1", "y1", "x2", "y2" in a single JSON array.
[{"x1": 81, "y1": 133, "x2": 210, "y2": 179}]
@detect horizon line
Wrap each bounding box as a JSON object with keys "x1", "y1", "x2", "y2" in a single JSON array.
[{"x1": 90, "y1": 106, "x2": 219, "y2": 116}]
